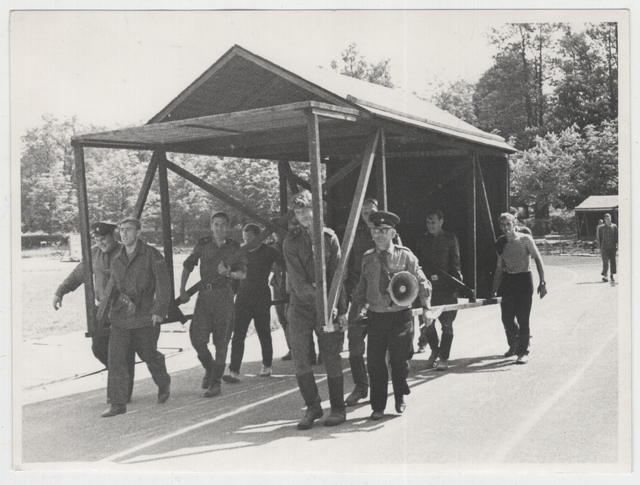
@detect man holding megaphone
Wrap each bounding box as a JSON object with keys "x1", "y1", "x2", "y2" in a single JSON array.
[{"x1": 352, "y1": 211, "x2": 432, "y2": 420}]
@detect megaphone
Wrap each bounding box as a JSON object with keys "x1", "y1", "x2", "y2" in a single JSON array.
[{"x1": 388, "y1": 271, "x2": 419, "y2": 307}]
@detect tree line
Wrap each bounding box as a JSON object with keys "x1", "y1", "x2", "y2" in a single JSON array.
[{"x1": 21, "y1": 22, "x2": 618, "y2": 238}]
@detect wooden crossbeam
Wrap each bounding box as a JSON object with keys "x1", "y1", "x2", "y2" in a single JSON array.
[
  {"x1": 327, "y1": 130, "x2": 380, "y2": 320},
  {"x1": 279, "y1": 161, "x2": 311, "y2": 191},
  {"x1": 164, "y1": 158, "x2": 288, "y2": 239},
  {"x1": 475, "y1": 150, "x2": 497, "y2": 243},
  {"x1": 411, "y1": 297, "x2": 500, "y2": 317},
  {"x1": 376, "y1": 128, "x2": 388, "y2": 210}
]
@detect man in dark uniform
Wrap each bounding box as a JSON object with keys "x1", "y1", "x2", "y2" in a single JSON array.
[
  {"x1": 343, "y1": 197, "x2": 378, "y2": 406},
  {"x1": 53, "y1": 221, "x2": 136, "y2": 402},
  {"x1": 283, "y1": 190, "x2": 348, "y2": 429},
  {"x1": 416, "y1": 210, "x2": 462, "y2": 371},
  {"x1": 225, "y1": 223, "x2": 280, "y2": 381},
  {"x1": 102, "y1": 217, "x2": 172, "y2": 417},
  {"x1": 180, "y1": 211, "x2": 247, "y2": 398},
  {"x1": 353, "y1": 211, "x2": 432, "y2": 420}
]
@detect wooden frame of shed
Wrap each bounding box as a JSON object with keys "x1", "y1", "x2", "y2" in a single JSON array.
[{"x1": 70, "y1": 45, "x2": 517, "y2": 336}]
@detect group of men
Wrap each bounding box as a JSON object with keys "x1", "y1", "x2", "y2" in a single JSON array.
[{"x1": 53, "y1": 189, "x2": 549, "y2": 425}]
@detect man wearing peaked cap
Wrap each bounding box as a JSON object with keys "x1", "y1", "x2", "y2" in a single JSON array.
[
  {"x1": 352, "y1": 209, "x2": 432, "y2": 420},
  {"x1": 53, "y1": 220, "x2": 137, "y2": 403}
]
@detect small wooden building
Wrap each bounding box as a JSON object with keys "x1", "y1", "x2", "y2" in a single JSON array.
[
  {"x1": 71, "y1": 45, "x2": 517, "y2": 334},
  {"x1": 574, "y1": 195, "x2": 619, "y2": 238}
]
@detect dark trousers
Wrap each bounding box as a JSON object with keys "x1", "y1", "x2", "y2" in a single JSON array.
[
  {"x1": 418, "y1": 291, "x2": 458, "y2": 360},
  {"x1": 287, "y1": 303, "x2": 343, "y2": 378},
  {"x1": 367, "y1": 310, "x2": 413, "y2": 413},
  {"x1": 498, "y1": 272, "x2": 533, "y2": 357},
  {"x1": 601, "y1": 248, "x2": 617, "y2": 276},
  {"x1": 347, "y1": 302, "x2": 369, "y2": 392},
  {"x1": 189, "y1": 287, "x2": 235, "y2": 370},
  {"x1": 107, "y1": 324, "x2": 170, "y2": 405},
  {"x1": 229, "y1": 299, "x2": 273, "y2": 373},
  {"x1": 92, "y1": 327, "x2": 136, "y2": 400}
]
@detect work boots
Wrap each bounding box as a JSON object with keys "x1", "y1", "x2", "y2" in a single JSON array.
[
  {"x1": 324, "y1": 375, "x2": 347, "y2": 427},
  {"x1": 296, "y1": 372, "x2": 323, "y2": 430},
  {"x1": 204, "y1": 363, "x2": 226, "y2": 398},
  {"x1": 201, "y1": 364, "x2": 213, "y2": 389},
  {"x1": 345, "y1": 356, "x2": 368, "y2": 406}
]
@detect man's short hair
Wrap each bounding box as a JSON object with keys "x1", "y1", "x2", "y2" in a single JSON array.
[
  {"x1": 210, "y1": 211, "x2": 230, "y2": 224},
  {"x1": 363, "y1": 197, "x2": 378, "y2": 207},
  {"x1": 426, "y1": 209, "x2": 444, "y2": 220},
  {"x1": 242, "y1": 223, "x2": 261, "y2": 236},
  {"x1": 290, "y1": 190, "x2": 313, "y2": 210},
  {"x1": 118, "y1": 217, "x2": 141, "y2": 230},
  {"x1": 604, "y1": 213, "x2": 611, "y2": 218},
  {"x1": 498, "y1": 212, "x2": 516, "y2": 224}
]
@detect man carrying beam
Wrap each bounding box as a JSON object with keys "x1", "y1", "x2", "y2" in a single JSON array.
[{"x1": 284, "y1": 190, "x2": 348, "y2": 430}]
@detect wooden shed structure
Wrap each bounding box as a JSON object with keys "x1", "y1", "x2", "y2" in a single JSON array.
[
  {"x1": 71, "y1": 45, "x2": 517, "y2": 335},
  {"x1": 574, "y1": 195, "x2": 619, "y2": 238}
]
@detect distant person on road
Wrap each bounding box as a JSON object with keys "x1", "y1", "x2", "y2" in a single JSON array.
[
  {"x1": 416, "y1": 209, "x2": 462, "y2": 371},
  {"x1": 597, "y1": 213, "x2": 618, "y2": 283},
  {"x1": 352, "y1": 211, "x2": 432, "y2": 420},
  {"x1": 490, "y1": 213, "x2": 547, "y2": 364},
  {"x1": 284, "y1": 190, "x2": 348, "y2": 430},
  {"x1": 102, "y1": 217, "x2": 172, "y2": 417},
  {"x1": 53, "y1": 221, "x2": 136, "y2": 402},
  {"x1": 225, "y1": 224, "x2": 280, "y2": 382},
  {"x1": 180, "y1": 211, "x2": 247, "y2": 398}
]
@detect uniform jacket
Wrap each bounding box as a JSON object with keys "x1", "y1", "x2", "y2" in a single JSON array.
[
  {"x1": 55, "y1": 243, "x2": 123, "y2": 302},
  {"x1": 416, "y1": 231, "x2": 462, "y2": 291},
  {"x1": 108, "y1": 239, "x2": 171, "y2": 329},
  {"x1": 236, "y1": 243, "x2": 280, "y2": 306},
  {"x1": 183, "y1": 236, "x2": 247, "y2": 291},
  {"x1": 597, "y1": 223, "x2": 618, "y2": 250},
  {"x1": 353, "y1": 242, "x2": 431, "y2": 313},
  {"x1": 283, "y1": 226, "x2": 347, "y2": 314}
]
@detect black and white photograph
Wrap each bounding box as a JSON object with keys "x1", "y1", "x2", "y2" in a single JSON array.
[{"x1": 4, "y1": 3, "x2": 635, "y2": 484}]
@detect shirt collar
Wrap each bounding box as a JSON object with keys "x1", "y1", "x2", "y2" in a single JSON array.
[{"x1": 376, "y1": 241, "x2": 395, "y2": 255}]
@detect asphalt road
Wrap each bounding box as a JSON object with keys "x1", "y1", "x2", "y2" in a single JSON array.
[{"x1": 21, "y1": 256, "x2": 626, "y2": 473}]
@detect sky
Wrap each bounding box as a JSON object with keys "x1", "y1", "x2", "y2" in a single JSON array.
[{"x1": 9, "y1": 9, "x2": 624, "y2": 142}]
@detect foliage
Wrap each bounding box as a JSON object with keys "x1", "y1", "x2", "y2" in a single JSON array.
[
  {"x1": 331, "y1": 43, "x2": 394, "y2": 88},
  {"x1": 428, "y1": 79, "x2": 478, "y2": 125}
]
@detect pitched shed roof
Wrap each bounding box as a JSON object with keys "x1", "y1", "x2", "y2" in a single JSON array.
[
  {"x1": 73, "y1": 44, "x2": 516, "y2": 154},
  {"x1": 574, "y1": 195, "x2": 619, "y2": 211}
]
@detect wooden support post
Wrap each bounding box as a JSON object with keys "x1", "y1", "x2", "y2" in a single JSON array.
[
  {"x1": 278, "y1": 162, "x2": 289, "y2": 215},
  {"x1": 376, "y1": 128, "x2": 388, "y2": 210},
  {"x1": 467, "y1": 155, "x2": 477, "y2": 301},
  {"x1": 279, "y1": 160, "x2": 309, "y2": 192},
  {"x1": 157, "y1": 152, "x2": 175, "y2": 293},
  {"x1": 73, "y1": 145, "x2": 97, "y2": 336},
  {"x1": 475, "y1": 151, "x2": 497, "y2": 243},
  {"x1": 327, "y1": 130, "x2": 380, "y2": 317},
  {"x1": 134, "y1": 155, "x2": 159, "y2": 219},
  {"x1": 307, "y1": 111, "x2": 330, "y2": 330}
]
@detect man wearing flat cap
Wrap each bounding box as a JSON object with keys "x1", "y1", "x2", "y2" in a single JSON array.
[
  {"x1": 53, "y1": 221, "x2": 136, "y2": 402},
  {"x1": 353, "y1": 211, "x2": 432, "y2": 420},
  {"x1": 283, "y1": 190, "x2": 348, "y2": 430}
]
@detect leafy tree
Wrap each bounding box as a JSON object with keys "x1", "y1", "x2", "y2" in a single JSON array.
[
  {"x1": 331, "y1": 43, "x2": 394, "y2": 88},
  {"x1": 429, "y1": 79, "x2": 478, "y2": 125}
]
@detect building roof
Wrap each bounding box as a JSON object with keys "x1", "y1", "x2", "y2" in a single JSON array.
[
  {"x1": 574, "y1": 195, "x2": 619, "y2": 211},
  {"x1": 73, "y1": 45, "x2": 516, "y2": 155}
]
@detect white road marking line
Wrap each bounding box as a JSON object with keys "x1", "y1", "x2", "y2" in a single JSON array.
[
  {"x1": 100, "y1": 375, "x2": 330, "y2": 463},
  {"x1": 490, "y1": 330, "x2": 617, "y2": 463}
]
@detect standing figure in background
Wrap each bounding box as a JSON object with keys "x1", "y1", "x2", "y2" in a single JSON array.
[
  {"x1": 343, "y1": 197, "x2": 378, "y2": 406},
  {"x1": 597, "y1": 213, "x2": 618, "y2": 283},
  {"x1": 53, "y1": 222, "x2": 136, "y2": 402},
  {"x1": 225, "y1": 224, "x2": 280, "y2": 382},
  {"x1": 490, "y1": 212, "x2": 547, "y2": 364},
  {"x1": 416, "y1": 210, "x2": 462, "y2": 371},
  {"x1": 269, "y1": 218, "x2": 292, "y2": 361},
  {"x1": 179, "y1": 211, "x2": 247, "y2": 398},
  {"x1": 352, "y1": 211, "x2": 432, "y2": 420},
  {"x1": 284, "y1": 190, "x2": 348, "y2": 430},
  {"x1": 102, "y1": 217, "x2": 172, "y2": 417}
]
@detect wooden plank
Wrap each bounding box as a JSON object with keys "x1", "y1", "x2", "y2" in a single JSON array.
[
  {"x1": 279, "y1": 161, "x2": 311, "y2": 191},
  {"x1": 376, "y1": 127, "x2": 388, "y2": 210},
  {"x1": 134, "y1": 156, "x2": 159, "y2": 219},
  {"x1": 73, "y1": 146, "x2": 97, "y2": 337},
  {"x1": 467, "y1": 155, "x2": 477, "y2": 301},
  {"x1": 323, "y1": 155, "x2": 363, "y2": 192},
  {"x1": 307, "y1": 111, "x2": 330, "y2": 329},
  {"x1": 327, "y1": 130, "x2": 380, "y2": 319},
  {"x1": 386, "y1": 149, "x2": 468, "y2": 159},
  {"x1": 182, "y1": 124, "x2": 243, "y2": 135},
  {"x1": 278, "y1": 162, "x2": 288, "y2": 215},
  {"x1": 475, "y1": 151, "x2": 497, "y2": 243},
  {"x1": 164, "y1": 158, "x2": 288, "y2": 239},
  {"x1": 411, "y1": 297, "x2": 501, "y2": 317}
]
